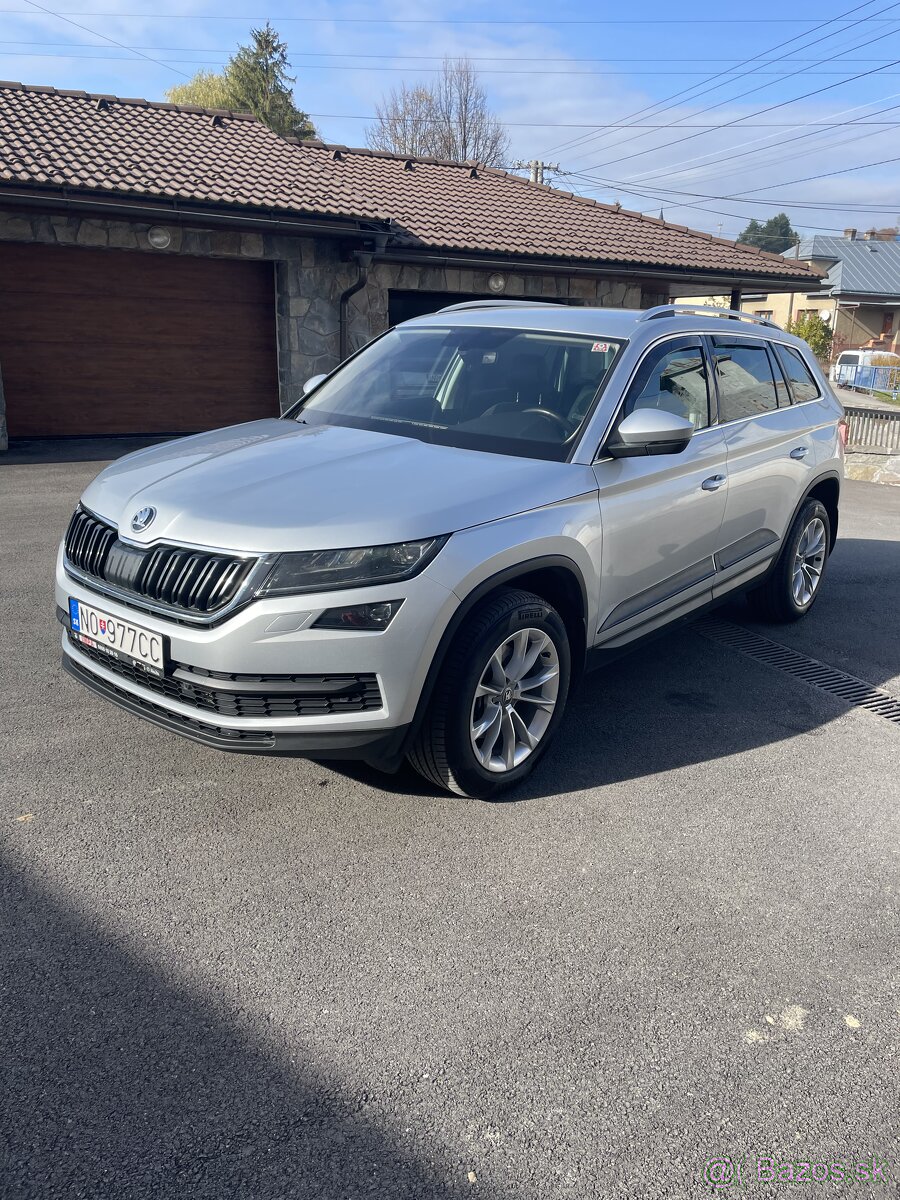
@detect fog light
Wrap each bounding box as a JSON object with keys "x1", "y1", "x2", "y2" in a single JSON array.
[{"x1": 313, "y1": 600, "x2": 404, "y2": 630}]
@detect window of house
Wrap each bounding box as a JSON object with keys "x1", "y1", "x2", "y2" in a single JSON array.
[
  {"x1": 754, "y1": 310, "x2": 773, "y2": 319},
  {"x1": 712, "y1": 341, "x2": 780, "y2": 421},
  {"x1": 795, "y1": 309, "x2": 817, "y2": 322},
  {"x1": 622, "y1": 338, "x2": 711, "y2": 430},
  {"x1": 776, "y1": 345, "x2": 820, "y2": 403}
]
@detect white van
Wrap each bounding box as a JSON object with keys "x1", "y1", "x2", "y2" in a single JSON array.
[{"x1": 830, "y1": 349, "x2": 900, "y2": 388}]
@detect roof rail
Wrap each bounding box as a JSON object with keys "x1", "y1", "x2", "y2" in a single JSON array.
[
  {"x1": 640, "y1": 304, "x2": 781, "y2": 330},
  {"x1": 437, "y1": 299, "x2": 564, "y2": 313}
]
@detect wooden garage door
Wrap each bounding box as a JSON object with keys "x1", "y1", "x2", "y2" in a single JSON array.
[{"x1": 0, "y1": 242, "x2": 278, "y2": 437}]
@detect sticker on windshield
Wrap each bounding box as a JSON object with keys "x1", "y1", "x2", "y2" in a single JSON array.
[
  {"x1": 482, "y1": 352, "x2": 497, "y2": 364},
  {"x1": 591, "y1": 342, "x2": 610, "y2": 353}
]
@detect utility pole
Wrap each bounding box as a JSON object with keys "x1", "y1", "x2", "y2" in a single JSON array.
[{"x1": 511, "y1": 159, "x2": 561, "y2": 185}]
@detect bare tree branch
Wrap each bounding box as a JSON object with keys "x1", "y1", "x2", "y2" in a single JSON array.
[{"x1": 365, "y1": 58, "x2": 509, "y2": 166}]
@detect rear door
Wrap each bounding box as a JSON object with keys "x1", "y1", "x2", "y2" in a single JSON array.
[
  {"x1": 709, "y1": 335, "x2": 817, "y2": 597},
  {"x1": 592, "y1": 335, "x2": 728, "y2": 647}
]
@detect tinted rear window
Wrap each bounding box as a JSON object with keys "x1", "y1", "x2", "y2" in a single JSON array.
[
  {"x1": 713, "y1": 343, "x2": 780, "y2": 421},
  {"x1": 778, "y1": 345, "x2": 820, "y2": 403}
]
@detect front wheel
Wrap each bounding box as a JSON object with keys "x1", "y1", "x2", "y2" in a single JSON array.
[
  {"x1": 746, "y1": 498, "x2": 831, "y2": 623},
  {"x1": 408, "y1": 588, "x2": 571, "y2": 798}
]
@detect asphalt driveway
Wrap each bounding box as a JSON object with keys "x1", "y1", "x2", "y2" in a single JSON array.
[{"x1": 1, "y1": 457, "x2": 898, "y2": 1199}]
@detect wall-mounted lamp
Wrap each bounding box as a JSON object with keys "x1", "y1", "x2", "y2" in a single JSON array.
[{"x1": 147, "y1": 226, "x2": 172, "y2": 250}]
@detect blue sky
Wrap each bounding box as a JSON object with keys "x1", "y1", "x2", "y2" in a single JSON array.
[{"x1": 1, "y1": 0, "x2": 898, "y2": 242}]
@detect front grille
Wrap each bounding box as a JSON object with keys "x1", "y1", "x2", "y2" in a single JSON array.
[
  {"x1": 69, "y1": 634, "x2": 384, "y2": 719},
  {"x1": 64, "y1": 508, "x2": 256, "y2": 616}
]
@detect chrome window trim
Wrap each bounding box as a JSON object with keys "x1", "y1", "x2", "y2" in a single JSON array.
[
  {"x1": 592, "y1": 329, "x2": 833, "y2": 462},
  {"x1": 770, "y1": 341, "x2": 824, "y2": 405}
]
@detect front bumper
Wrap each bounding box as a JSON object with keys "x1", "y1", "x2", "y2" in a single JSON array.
[
  {"x1": 62, "y1": 653, "x2": 411, "y2": 764},
  {"x1": 57, "y1": 542, "x2": 459, "y2": 764}
]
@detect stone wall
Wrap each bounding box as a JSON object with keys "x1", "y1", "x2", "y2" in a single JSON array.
[{"x1": 0, "y1": 206, "x2": 668, "y2": 444}]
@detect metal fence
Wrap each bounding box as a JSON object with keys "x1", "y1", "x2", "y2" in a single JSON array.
[
  {"x1": 832, "y1": 362, "x2": 900, "y2": 397},
  {"x1": 844, "y1": 405, "x2": 900, "y2": 453}
]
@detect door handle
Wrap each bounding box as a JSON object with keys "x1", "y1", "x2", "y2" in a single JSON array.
[
  {"x1": 701, "y1": 474, "x2": 726, "y2": 491},
  {"x1": 790, "y1": 446, "x2": 809, "y2": 460}
]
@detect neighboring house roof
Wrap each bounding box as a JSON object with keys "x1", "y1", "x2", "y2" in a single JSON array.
[
  {"x1": 0, "y1": 80, "x2": 822, "y2": 285},
  {"x1": 785, "y1": 235, "x2": 900, "y2": 298}
]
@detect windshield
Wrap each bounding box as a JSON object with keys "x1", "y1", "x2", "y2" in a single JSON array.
[{"x1": 293, "y1": 325, "x2": 624, "y2": 462}]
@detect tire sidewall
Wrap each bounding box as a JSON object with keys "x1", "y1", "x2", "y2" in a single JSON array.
[
  {"x1": 782, "y1": 499, "x2": 831, "y2": 616},
  {"x1": 444, "y1": 598, "x2": 571, "y2": 797}
]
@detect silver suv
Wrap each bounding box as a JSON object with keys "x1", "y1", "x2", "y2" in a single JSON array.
[{"x1": 57, "y1": 303, "x2": 844, "y2": 797}]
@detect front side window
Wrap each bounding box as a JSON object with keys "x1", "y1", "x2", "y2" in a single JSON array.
[
  {"x1": 292, "y1": 326, "x2": 623, "y2": 461},
  {"x1": 713, "y1": 341, "x2": 780, "y2": 422},
  {"x1": 776, "y1": 345, "x2": 820, "y2": 403},
  {"x1": 621, "y1": 338, "x2": 711, "y2": 430}
]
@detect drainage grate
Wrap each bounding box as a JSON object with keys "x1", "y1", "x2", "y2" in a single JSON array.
[{"x1": 695, "y1": 617, "x2": 900, "y2": 726}]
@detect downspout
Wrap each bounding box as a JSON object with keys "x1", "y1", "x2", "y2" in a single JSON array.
[
  {"x1": 339, "y1": 232, "x2": 389, "y2": 361},
  {"x1": 339, "y1": 250, "x2": 373, "y2": 362}
]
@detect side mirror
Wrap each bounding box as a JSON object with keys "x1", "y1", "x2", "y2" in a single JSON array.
[
  {"x1": 607, "y1": 409, "x2": 695, "y2": 458},
  {"x1": 302, "y1": 373, "x2": 328, "y2": 395}
]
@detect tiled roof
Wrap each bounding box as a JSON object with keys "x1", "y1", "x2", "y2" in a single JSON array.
[
  {"x1": 0, "y1": 81, "x2": 821, "y2": 282},
  {"x1": 788, "y1": 235, "x2": 900, "y2": 297}
]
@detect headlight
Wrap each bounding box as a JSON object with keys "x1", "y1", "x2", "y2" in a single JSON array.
[{"x1": 258, "y1": 536, "x2": 448, "y2": 596}]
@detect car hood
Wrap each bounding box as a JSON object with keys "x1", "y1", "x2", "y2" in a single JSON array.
[{"x1": 80, "y1": 420, "x2": 597, "y2": 553}]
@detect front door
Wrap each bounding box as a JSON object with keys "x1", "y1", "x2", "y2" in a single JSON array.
[{"x1": 592, "y1": 336, "x2": 728, "y2": 648}]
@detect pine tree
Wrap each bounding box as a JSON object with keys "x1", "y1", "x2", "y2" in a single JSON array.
[
  {"x1": 165, "y1": 23, "x2": 315, "y2": 140},
  {"x1": 228, "y1": 23, "x2": 315, "y2": 140}
]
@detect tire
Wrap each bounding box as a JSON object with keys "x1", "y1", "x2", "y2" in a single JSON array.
[
  {"x1": 408, "y1": 588, "x2": 571, "y2": 798},
  {"x1": 746, "y1": 498, "x2": 831, "y2": 623}
]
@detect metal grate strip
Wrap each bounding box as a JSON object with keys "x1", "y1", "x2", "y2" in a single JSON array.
[{"x1": 695, "y1": 617, "x2": 900, "y2": 726}]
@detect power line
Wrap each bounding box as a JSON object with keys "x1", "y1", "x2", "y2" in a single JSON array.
[
  {"x1": 565, "y1": 173, "x2": 897, "y2": 232},
  {"x1": 543, "y1": 0, "x2": 899, "y2": 158},
  {"x1": 2, "y1": 9, "x2": 899, "y2": 20},
  {"x1": 2, "y1": 41, "x2": 899, "y2": 64},
  {"x1": 5, "y1": 49, "x2": 900, "y2": 77},
  {"x1": 569, "y1": 154, "x2": 900, "y2": 207},
  {"x1": 301, "y1": 113, "x2": 900, "y2": 129},
  {"x1": 577, "y1": 45, "x2": 900, "y2": 174},
  {"x1": 624, "y1": 91, "x2": 900, "y2": 189},
  {"x1": 15, "y1": 0, "x2": 190, "y2": 75},
  {"x1": 561, "y1": 1, "x2": 900, "y2": 167}
]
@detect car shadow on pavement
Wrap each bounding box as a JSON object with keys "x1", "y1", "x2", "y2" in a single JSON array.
[{"x1": 0, "y1": 852, "x2": 511, "y2": 1200}]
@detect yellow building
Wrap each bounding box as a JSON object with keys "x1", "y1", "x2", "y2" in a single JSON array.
[{"x1": 679, "y1": 229, "x2": 900, "y2": 357}]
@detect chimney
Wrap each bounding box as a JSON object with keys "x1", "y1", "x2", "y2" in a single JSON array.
[
  {"x1": 863, "y1": 229, "x2": 877, "y2": 240},
  {"x1": 844, "y1": 227, "x2": 857, "y2": 240}
]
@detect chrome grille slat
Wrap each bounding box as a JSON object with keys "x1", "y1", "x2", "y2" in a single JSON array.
[{"x1": 64, "y1": 507, "x2": 256, "y2": 617}]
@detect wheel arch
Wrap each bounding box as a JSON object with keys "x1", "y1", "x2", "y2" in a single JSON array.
[
  {"x1": 805, "y1": 473, "x2": 840, "y2": 549},
  {"x1": 402, "y1": 555, "x2": 589, "y2": 758}
]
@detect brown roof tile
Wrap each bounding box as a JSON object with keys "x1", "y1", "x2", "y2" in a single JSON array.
[{"x1": 0, "y1": 81, "x2": 820, "y2": 281}]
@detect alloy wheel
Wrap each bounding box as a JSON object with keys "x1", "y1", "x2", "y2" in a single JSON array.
[
  {"x1": 469, "y1": 628, "x2": 560, "y2": 773},
  {"x1": 792, "y1": 516, "x2": 827, "y2": 607}
]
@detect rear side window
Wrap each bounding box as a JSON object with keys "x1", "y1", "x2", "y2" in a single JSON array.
[
  {"x1": 777, "y1": 345, "x2": 820, "y2": 402},
  {"x1": 712, "y1": 341, "x2": 780, "y2": 422}
]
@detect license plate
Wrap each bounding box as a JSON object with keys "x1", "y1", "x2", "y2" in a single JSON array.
[{"x1": 69, "y1": 598, "x2": 167, "y2": 677}]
